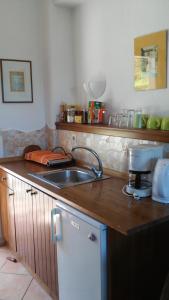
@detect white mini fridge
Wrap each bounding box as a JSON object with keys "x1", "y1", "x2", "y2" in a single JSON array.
[{"x1": 51, "y1": 200, "x2": 107, "y2": 300}]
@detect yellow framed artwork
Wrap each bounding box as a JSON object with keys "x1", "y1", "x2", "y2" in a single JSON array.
[{"x1": 134, "y1": 30, "x2": 167, "y2": 91}]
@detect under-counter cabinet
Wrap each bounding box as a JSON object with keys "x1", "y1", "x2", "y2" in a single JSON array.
[
  {"x1": 0, "y1": 171, "x2": 58, "y2": 299},
  {"x1": 52, "y1": 200, "x2": 107, "y2": 300}
]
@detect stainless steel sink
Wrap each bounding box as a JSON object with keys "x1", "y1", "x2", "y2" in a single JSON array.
[{"x1": 29, "y1": 167, "x2": 109, "y2": 189}]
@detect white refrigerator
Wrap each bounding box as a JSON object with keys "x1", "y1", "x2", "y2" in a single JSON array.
[{"x1": 51, "y1": 200, "x2": 107, "y2": 300}]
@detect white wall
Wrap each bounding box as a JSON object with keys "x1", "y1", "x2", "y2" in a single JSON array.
[
  {"x1": 0, "y1": 0, "x2": 46, "y2": 131},
  {"x1": 73, "y1": 0, "x2": 169, "y2": 114},
  {"x1": 44, "y1": 0, "x2": 76, "y2": 128},
  {"x1": 1, "y1": 0, "x2": 169, "y2": 132}
]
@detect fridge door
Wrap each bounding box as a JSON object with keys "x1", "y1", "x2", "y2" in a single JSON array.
[{"x1": 52, "y1": 200, "x2": 107, "y2": 300}]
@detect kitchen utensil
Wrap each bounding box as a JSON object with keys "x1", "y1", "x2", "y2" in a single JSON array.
[
  {"x1": 127, "y1": 109, "x2": 135, "y2": 128},
  {"x1": 147, "y1": 115, "x2": 161, "y2": 129},
  {"x1": 152, "y1": 159, "x2": 169, "y2": 203},
  {"x1": 88, "y1": 79, "x2": 106, "y2": 99},
  {"x1": 126, "y1": 144, "x2": 164, "y2": 198}
]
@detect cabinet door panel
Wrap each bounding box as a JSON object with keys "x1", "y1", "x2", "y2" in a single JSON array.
[
  {"x1": 25, "y1": 183, "x2": 35, "y2": 271},
  {"x1": 33, "y1": 191, "x2": 58, "y2": 296},
  {"x1": 13, "y1": 177, "x2": 35, "y2": 272},
  {"x1": 44, "y1": 194, "x2": 57, "y2": 294},
  {"x1": 0, "y1": 172, "x2": 16, "y2": 251},
  {"x1": 7, "y1": 174, "x2": 16, "y2": 251},
  {"x1": 33, "y1": 190, "x2": 47, "y2": 283},
  {"x1": 0, "y1": 170, "x2": 9, "y2": 242},
  {"x1": 13, "y1": 178, "x2": 24, "y2": 258}
]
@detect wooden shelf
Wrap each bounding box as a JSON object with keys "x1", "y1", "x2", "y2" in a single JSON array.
[{"x1": 55, "y1": 122, "x2": 169, "y2": 143}]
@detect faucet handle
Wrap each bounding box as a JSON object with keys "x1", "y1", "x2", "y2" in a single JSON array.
[
  {"x1": 92, "y1": 167, "x2": 103, "y2": 178},
  {"x1": 72, "y1": 146, "x2": 103, "y2": 179}
]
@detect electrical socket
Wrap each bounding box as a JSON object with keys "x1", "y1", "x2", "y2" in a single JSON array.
[{"x1": 72, "y1": 135, "x2": 77, "y2": 147}]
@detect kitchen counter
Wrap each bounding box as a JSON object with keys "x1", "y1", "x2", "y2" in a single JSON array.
[{"x1": 1, "y1": 159, "x2": 169, "y2": 236}]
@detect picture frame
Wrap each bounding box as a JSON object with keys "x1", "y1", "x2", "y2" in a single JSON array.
[
  {"x1": 134, "y1": 30, "x2": 167, "y2": 91},
  {"x1": 0, "y1": 59, "x2": 33, "y2": 103}
]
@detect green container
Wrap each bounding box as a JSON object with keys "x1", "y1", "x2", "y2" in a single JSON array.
[
  {"x1": 141, "y1": 114, "x2": 149, "y2": 128},
  {"x1": 147, "y1": 116, "x2": 161, "y2": 129},
  {"x1": 88, "y1": 101, "x2": 102, "y2": 109}
]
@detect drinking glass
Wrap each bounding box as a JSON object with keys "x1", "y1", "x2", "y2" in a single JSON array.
[
  {"x1": 134, "y1": 109, "x2": 142, "y2": 128},
  {"x1": 119, "y1": 113, "x2": 128, "y2": 128},
  {"x1": 127, "y1": 109, "x2": 135, "y2": 128}
]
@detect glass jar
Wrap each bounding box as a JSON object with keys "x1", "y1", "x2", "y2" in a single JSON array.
[
  {"x1": 67, "y1": 108, "x2": 75, "y2": 123},
  {"x1": 75, "y1": 110, "x2": 82, "y2": 123},
  {"x1": 59, "y1": 104, "x2": 67, "y2": 122},
  {"x1": 82, "y1": 109, "x2": 88, "y2": 124}
]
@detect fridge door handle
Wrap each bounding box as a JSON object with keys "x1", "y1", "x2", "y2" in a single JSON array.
[{"x1": 51, "y1": 208, "x2": 62, "y2": 242}]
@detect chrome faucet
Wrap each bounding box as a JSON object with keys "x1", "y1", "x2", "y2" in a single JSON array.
[{"x1": 71, "y1": 146, "x2": 103, "y2": 178}]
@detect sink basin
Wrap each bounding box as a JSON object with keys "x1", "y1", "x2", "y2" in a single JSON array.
[{"x1": 29, "y1": 167, "x2": 109, "y2": 189}]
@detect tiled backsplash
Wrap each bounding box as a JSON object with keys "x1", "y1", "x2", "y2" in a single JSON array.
[
  {"x1": 0, "y1": 126, "x2": 48, "y2": 157},
  {"x1": 57, "y1": 130, "x2": 169, "y2": 172},
  {"x1": 1, "y1": 126, "x2": 169, "y2": 173}
]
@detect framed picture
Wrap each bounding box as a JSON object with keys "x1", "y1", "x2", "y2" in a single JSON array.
[
  {"x1": 0, "y1": 59, "x2": 33, "y2": 103},
  {"x1": 134, "y1": 30, "x2": 167, "y2": 91}
]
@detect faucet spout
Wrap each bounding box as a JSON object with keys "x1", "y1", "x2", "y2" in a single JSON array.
[{"x1": 71, "y1": 146, "x2": 103, "y2": 178}]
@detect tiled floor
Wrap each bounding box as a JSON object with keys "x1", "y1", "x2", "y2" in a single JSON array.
[{"x1": 0, "y1": 246, "x2": 53, "y2": 300}]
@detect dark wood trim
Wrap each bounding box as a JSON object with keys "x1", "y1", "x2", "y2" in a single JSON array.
[
  {"x1": 0, "y1": 157, "x2": 23, "y2": 163},
  {"x1": 55, "y1": 122, "x2": 169, "y2": 143}
]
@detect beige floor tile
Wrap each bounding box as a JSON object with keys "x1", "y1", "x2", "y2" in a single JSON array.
[
  {"x1": 0, "y1": 247, "x2": 13, "y2": 258},
  {"x1": 0, "y1": 246, "x2": 11, "y2": 253},
  {"x1": 0, "y1": 248, "x2": 17, "y2": 270},
  {"x1": 0, "y1": 253, "x2": 8, "y2": 269},
  {"x1": 23, "y1": 279, "x2": 52, "y2": 300},
  {"x1": 0, "y1": 260, "x2": 30, "y2": 275},
  {"x1": 0, "y1": 273, "x2": 32, "y2": 300}
]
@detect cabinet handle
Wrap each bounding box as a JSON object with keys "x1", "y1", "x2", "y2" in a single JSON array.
[
  {"x1": 26, "y1": 189, "x2": 32, "y2": 193},
  {"x1": 9, "y1": 192, "x2": 14, "y2": 197},
  {"x1": 88, "y1": 233, "x2": 97, "y2": 242},
  {"x1": 1, "y1": 177, "x2": 6, "y2": 181},
  {"x1": 31, "y1": 191, "x2": 38, "y2": 195},
  {"x1": 51, "y1": 208, "x2": 62, "y2": 242}
]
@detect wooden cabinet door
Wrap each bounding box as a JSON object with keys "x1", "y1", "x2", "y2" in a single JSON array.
[
  {"x1": 13, "y1": 177, "x2": 35, "y2": 272},
  {"x1": 0, "y1": 169, "x2": 9, "y2": 242},
  {"x1": 32, "y1": 189, "x2": 58, "y2": 297},
  {"x1": 0, "y1": 171, "x2": 16, "y2": 251},
  {"x1": 6, "y1": 174, "x2": 16, "y2": 251}
]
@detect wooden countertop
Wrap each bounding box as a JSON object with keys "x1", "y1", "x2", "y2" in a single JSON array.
[{"x1": 1, "y1": 160, "x2": 169, "y2": 236}]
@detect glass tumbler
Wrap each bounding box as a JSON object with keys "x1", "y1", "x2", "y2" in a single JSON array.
[
  {"x1": 108, "y1": 113, "x2": 117, "y2": 127},
  {"x1": 119, "y1": 113, "x2": 128, "y2": 128},
  {"x1": 115, "y1": 113, "x2": 123, "y2": 128},
  {"x1": 127, "y1": 109, "x2": 135, "y2": 128},
  {"x1": 134, "y1": 109, "x2": 142, "y2": 128}
]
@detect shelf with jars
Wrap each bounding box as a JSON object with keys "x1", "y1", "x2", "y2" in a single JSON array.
[
  {"x1": 55, "y1": 122, "x2": 169, "y2": 144},
  {"x1": 57, "y1": 102, "x2": 169, "y2": 143}
]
